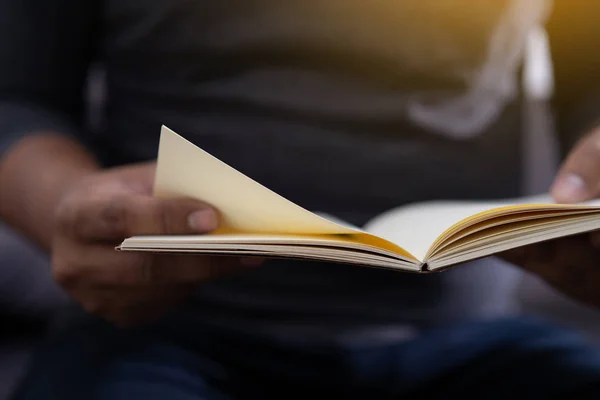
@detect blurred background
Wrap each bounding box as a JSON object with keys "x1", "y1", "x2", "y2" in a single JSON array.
[{"x1": 2, "y1": 1, "x2": 600, "y2": 399}]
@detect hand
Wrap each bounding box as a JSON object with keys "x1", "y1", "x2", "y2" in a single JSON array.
[
  {"x1": 502, "y1": 127, "x2": 600, "y2": 309},
  {"x1": 52, "y1": 162, "x2": 252, "y2": 326}
]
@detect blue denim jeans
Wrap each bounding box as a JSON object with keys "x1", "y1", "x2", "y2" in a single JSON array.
[{"x1": 14, "y1": 310, "x2": 600, "y2": 400}]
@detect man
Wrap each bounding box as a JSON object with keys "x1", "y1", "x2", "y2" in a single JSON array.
[{"x1": 3, "y1": 0, "x2": 600, "y2": 398}]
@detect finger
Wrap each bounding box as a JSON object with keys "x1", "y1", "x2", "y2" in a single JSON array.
[
  {"x1": 54, "y1": 243, "x2": 246, "y2": 288},
  {"x1": 147, "y1": 254, "x2": 245, "y2": 285},
  {"x1": 552, "y1": 128, "x2": 600, "y2": 203},
  {"x1": 68, "y1": 193, "x2": 219, "y2": 240},
  {"x1": 240, "y1": 257, "x2": 266, "y2": 267},
  {"x1": 499, "y1": 240, "x2": 556, "y2": 274},
  {"x1": 502, "y1": 235, "x2": 600, "y2": 304},
  {"x1": 112, "y1": 162, "x2": 157, "y2": 191},
  {"x1": 77, "y1": 284, "x2": 197, "y2": 327},
  {"x1": 527, "y1": 236, "x2": 600, "y2": 305}
]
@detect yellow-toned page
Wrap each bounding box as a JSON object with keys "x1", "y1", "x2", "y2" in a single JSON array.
[
  {"x1": 364, "y1": 196, "x2": 600, "y2": 262},
  {"x1": 151, "y1": 126, "x2": 415, "y2": 260},
  {"x1": 155, "y1": 126, "x2": 357, "y2": 235}
]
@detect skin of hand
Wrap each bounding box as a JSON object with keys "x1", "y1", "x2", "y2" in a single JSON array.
[
  {"x1": 51, "y1": 162, "x2": 257, "y2": 327},
  {"x1": 501, "y1": 127, "x2": 600, "y2": 309}
]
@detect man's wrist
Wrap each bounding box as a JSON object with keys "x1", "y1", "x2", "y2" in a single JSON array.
[{"x1": 0, "y1": 133, "x2": 100, "y2": 250}]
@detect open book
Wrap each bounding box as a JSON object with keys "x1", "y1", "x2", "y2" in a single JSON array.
[{"x1": 118, "y1": 126, "x2": 600, "y2": 273}]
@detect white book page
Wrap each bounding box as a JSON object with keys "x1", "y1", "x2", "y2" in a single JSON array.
[
  {"x1": 154, "y1": 126, "x2": 358, "y2": 235},
  {"x1": 363, "y1": 195, "x2": 556, "y2": 261}
]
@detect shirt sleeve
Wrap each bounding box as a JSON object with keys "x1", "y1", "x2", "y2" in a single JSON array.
[
  {"x1": 0, "y1": 0, "x2": 99, "y2": 158},
  {"x1": 547, "y1": 0, "x2": 600, "y2": 155}
]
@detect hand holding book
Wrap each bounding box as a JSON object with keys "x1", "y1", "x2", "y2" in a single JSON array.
[
  {"x1": 51, "y1": 162, "x2": 251, "y2": 326},
  {"x1": 500, "y1": 125, "x2": 600, "y2": 310},
  {"x1": 116, "y1": 126, "x2": 600, "y2": 311}
]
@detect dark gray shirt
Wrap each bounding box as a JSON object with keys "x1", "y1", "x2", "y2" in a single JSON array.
[{"x1": 2, "y1": 0, "x2": 600, "y2": 339}]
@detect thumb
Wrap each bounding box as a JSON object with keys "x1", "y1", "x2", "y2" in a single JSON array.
[
  {"x1": 551, "y1": 128, "x2": 600, "y2": 203},
  {"x1": 75, "y1": 193, "x2": 219, "y2": 240}
]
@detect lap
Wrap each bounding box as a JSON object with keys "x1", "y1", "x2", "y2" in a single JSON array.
[
  {"x1": 14, "y1": 311, "x2": 600, "y2": 400},
  {"x1": 14, "y1": 313, "x2": 228, "y2": 400}
]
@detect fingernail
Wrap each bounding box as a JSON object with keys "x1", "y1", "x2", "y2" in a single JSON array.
[
  {"x1": 552, "y1": 174, "x2": 588, "y2": 203},
  {"x1": 187, "y1": 209, "x2": 218, "y2": 232}
]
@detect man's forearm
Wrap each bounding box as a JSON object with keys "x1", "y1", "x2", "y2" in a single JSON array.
[{"x1": 0, "y1": 134, "x2": 100, "y2": 250}]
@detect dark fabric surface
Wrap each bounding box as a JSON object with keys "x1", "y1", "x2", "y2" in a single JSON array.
[
  {"x1": 0, "y1": 224, "x2": 65, "y2": 400},
  {"x1": 14, "y1": 312, "x2": 600, "y2": 399},
  {"x1": 0, "y1": 224, "x2": 67, "y2": 321},
  {"x1": 0, "y1": 341, "x2": 34, "y2": 400},
  {"x1": 1, "y1": 1, "x2": 600, "y2": 166}
]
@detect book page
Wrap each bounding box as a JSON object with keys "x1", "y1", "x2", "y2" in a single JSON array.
[
  {"x1": 428, "y1": 214, "x2": 600, "y2": 270},
  {"x1": 363, "y1": 195, "x2": 558, "y2": 261},
  {"x1": 154, "y1": 126, "x2": 358, "y2": 235},
  {"x1": 148, "y1": 127, "x2": 600, "y2": 265}
]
